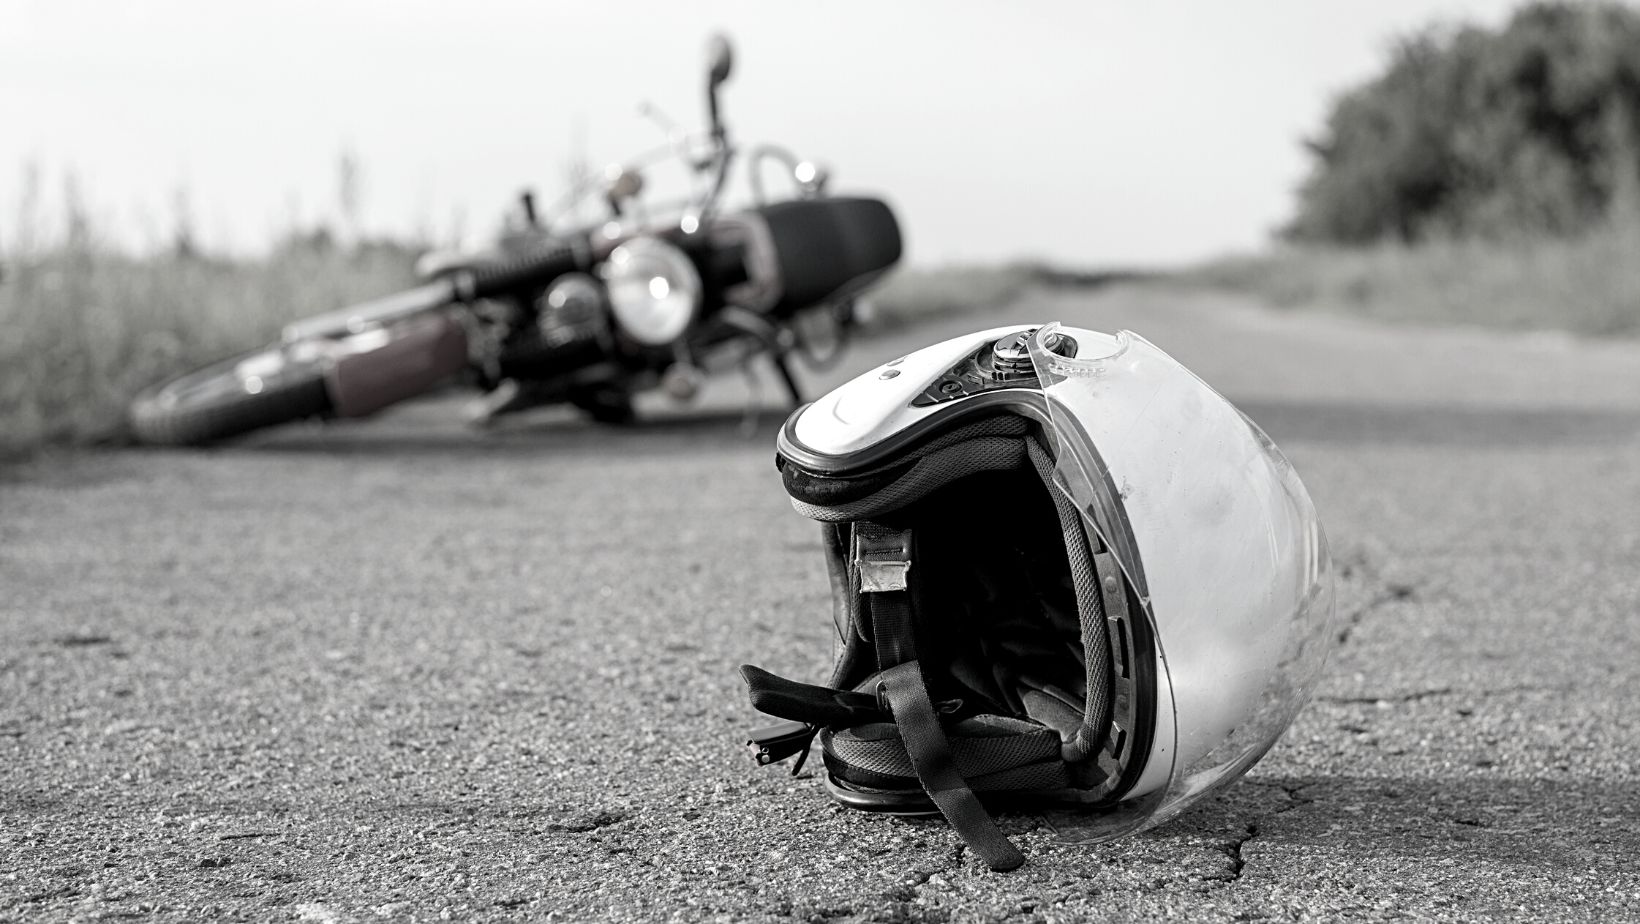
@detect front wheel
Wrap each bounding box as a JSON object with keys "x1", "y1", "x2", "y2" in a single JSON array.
[{"x1": 129, "y1": 345, "x2": 332, "y2": 445}]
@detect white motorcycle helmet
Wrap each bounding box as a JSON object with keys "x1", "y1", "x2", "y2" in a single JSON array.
[{"x1": 741, "y1": 324, "x2": 1334, "y2": 871}]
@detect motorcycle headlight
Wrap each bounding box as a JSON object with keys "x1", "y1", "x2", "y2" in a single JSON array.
[{"x1": 602, "y1": 237, "x2": 702, "y2": 346}]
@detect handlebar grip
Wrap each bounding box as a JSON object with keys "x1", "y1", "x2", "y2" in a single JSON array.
[{"x1": 466, "y1": 241, "x2": 582, "y2": 299}]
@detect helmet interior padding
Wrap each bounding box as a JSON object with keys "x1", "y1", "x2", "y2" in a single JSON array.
[
  {"x1": 779, "y1": 416, "x2": 1115, "y2": 754},
  {"x1": 746, "y1": 414, "x2": 1126, "y2": 867}
]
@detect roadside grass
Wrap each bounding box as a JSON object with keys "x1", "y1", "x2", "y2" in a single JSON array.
[
  {"x1": 864, "y1": 262, "x2": 1048, "y2": 331},
  {"x1": 0, "y1": 244, "x2": 416, "y2": 452},
  {"x1": 1180, "y1": 223, "x2": 1640, "y2": 337}
]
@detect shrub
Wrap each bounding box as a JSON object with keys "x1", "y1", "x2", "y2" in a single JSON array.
[{"x1": 1288, "y1": 2, "x2": 1640, "y2": 243}]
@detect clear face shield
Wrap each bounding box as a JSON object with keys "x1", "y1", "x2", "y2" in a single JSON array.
[{"x1": 1027, "y1": 325, "x2": 1335, "y2": 840}]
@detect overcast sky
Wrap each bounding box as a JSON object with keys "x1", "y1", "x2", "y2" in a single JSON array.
[{"x1": 2, "y1": 0, "x2": 1535, "y2": 266}]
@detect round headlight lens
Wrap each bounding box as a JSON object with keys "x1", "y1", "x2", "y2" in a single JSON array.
[{"x1": 603, "y1": 237, "x2": 702, "y2": 346}]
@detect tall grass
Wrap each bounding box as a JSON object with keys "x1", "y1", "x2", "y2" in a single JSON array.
[
  {"x1": 0, "y1": 243, "x2": 415, "y2": 452},
  {"x1": 1185, "y1": 223, "x2": 1640, "y2": 337}
]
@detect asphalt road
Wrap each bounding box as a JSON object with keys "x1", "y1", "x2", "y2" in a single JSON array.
[{"x1": 4, "y1": 285, "x2": 1640, "y2": 922}]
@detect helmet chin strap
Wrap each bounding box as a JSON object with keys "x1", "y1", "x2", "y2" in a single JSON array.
[{"x1": 855, "y1": 523, "x2": 1027, "y2": 873}]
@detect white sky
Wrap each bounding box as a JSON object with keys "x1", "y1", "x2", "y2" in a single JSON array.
[{"x1": 1, "y1": 0, "x2": 1534, "y2": 266}]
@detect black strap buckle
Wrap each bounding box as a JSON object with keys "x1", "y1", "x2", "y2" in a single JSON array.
[{"x1": 747, "y1": 720, "x2": 818, "y2": 775}]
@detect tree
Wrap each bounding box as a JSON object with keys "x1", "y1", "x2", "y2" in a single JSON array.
[{"x1": 1287, "y1": 2, "x2": 1640, "y2": 243}]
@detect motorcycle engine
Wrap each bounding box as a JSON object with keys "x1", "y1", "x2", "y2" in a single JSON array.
[
  {"x1": 537, "y1": 272, "x2": 608, "y2": 349},
  {"x1": 494, "y1": 272, "x2": 610, "y2": 381}
]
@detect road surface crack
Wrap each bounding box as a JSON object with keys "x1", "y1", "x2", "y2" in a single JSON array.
[
  {"x1": 1210, "y1": 781, "x2": 1314, "y2": 884},
  {"x1": 1218, "y1": 823, "x2": 1254, "y2": 880},
  {"x1": 1327, "y1": 544, "x2": 1426, "y2": 649},
  {"x1": 546, "y1": 808, "x2": 628, "y2": 833},
  {"x1": 1317, "y1": 686, "x2": 1454, "y2": 705},
  {"x1": 52, "y1": 632, "x2": 113, "y2": 648},
  {"x1": 1336, "y1": 580, "x2": 1417, "y2": 647},
  {"x1": 1318, "y1": 682, "x2": 1566, "y2": 707}
]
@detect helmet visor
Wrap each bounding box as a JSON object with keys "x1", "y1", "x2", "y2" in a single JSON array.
[{"x1": 1028, "y1": 324, "x2": 1334, "y2": 841}]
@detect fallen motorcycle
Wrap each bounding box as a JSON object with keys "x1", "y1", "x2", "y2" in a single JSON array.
[{"x1": 129, "y1": 35, "x2": 901, "y2": 445}]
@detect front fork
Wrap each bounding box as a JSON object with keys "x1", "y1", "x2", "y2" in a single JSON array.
[
  {"x1": 717, "y1": 305, "x2": 806, "y2": 407},
  {"x1": 770, "y1": 353, "x2": 803, "y2": 407}
]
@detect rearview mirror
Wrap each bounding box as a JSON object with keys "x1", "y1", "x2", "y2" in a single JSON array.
[
  {"x1": 706, "y1": 34, "x2": 733, "y2": 86},
  {"x1": 605, "y1": 164, "x2": 645, "y2": 203}
]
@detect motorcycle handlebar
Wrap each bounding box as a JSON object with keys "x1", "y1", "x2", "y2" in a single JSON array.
[
  {"x1": 465, "y1": 239, "x2": 584, "y2": 299},
  {"x1": 281, "y1": 239, "x2": 584, "y2": 342}
]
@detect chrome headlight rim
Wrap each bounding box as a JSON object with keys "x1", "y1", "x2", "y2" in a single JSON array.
[{"x1": 602, "y1": 236, "x2": 703, "y2": 347}]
